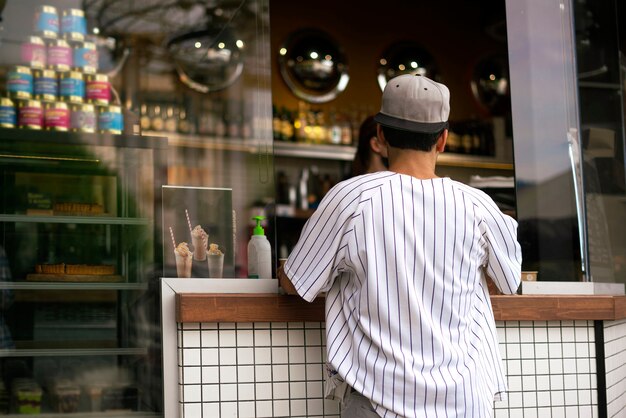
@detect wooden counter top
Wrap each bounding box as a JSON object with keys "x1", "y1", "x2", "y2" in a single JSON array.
[
  {"x1": 176, "y1": 293, "x2": 326, "y2": 323},
  {"x1": 176, "y1": 293, "x2": 626, "y2": 323}
]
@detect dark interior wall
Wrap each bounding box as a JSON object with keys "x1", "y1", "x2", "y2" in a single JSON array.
[
  {"x1": 619, "y1": 1, "x2": 626, "y2": 54},
  {"x1": 269, "y1": 0, "x2": 507, "y2": 121}
]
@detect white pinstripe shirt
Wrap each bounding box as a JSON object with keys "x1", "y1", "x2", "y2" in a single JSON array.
[{"x1": 284, "y1": 172, "x2": 522, "y2": 418}]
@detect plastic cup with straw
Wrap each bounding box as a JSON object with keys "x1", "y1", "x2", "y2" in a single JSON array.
[
  {"x1": 171, "y1": 226, "x2": 192, "y2": 278},
  {"x1": 187, "y1": 209, "x2": 208, "y2": 261}
]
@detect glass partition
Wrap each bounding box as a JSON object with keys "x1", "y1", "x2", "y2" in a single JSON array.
[
  {"x1": 0, "y1": 0, "x2": 272, "y2": 415},
  {"x1": 506, "y1": 0, "x2": 626, "y2": 283},
  {"x1": 574, "y1": 0, "x2": 626, "y2": 283},
  {"x1": 506, "y1": 0, "x2": 585, "y2": 282}
]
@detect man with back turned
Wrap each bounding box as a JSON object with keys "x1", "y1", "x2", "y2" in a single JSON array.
[{"x1": 279, "y1": 74, "x2": 522, "y2": 417}]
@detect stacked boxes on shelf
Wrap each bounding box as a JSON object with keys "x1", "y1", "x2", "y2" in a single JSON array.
[{"x1": 0, "y1": 5, "x2": 124, "y2": 134}]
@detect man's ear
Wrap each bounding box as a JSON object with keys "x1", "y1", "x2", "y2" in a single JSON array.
[
  {"x1": 435, "y1": 129, "x2": 448, "y2": 153},
  {"x1": 375, "y1": 125, "x2": 389, "y2": 157},
  {"x1": 370, "y1": 136, "x2": 385, "y2": 156}
]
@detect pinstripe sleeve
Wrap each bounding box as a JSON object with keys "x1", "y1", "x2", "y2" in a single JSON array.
[
  {"x1": 476, "y1": 196, "x2": 522, "y2": 295},
  {"x1": 283, "y1": 182, "x2": 359, "y2": 302}
]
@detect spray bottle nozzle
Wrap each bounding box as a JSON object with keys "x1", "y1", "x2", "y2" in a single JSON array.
[{"x1": 252, "y1": 215, "x2": 266, "y2": 236}]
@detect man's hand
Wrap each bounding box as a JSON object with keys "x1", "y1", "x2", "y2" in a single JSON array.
[{"x1": 277, "y1": 264, "x2": 298, "y2": 295}]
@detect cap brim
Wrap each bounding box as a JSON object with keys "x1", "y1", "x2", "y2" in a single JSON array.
[{"x1": 374, "y1": 112, "x2": 448, "y2": 134}]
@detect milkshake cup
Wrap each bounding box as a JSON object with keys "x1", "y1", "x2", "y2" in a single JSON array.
[
  {"x1": 191, "y1": 225, "x2": 208, "y2": 261},
  {"x1": 206, "y1": 243, "x2": 224, "y2": 278},
  {"x1": 174, "y1": 242, "x2": 193, "y2": 278}
]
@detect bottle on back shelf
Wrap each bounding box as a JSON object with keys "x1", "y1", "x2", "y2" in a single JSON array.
[
  {"x1": 279, "y1": 107, "x2": 294, "y2": 141},
  {"x1": 446, "y1": 128, "x2": 461, "y2": 153},
  {"x1": 150, "y1": 104, "x2": 164, "y2": 132},
  {"x1": 297, "y1": 168, "x2": 309, "y2": 210},
  {"x1": 461, "y1": 131, "x2": 472, "y2": 154},
  {"x1": 139, "y1": 104, "x2": 150, "y2": 132},
  {"x1": 340, "y1": 113, "x2": 352, "y2": 145},
  {"x1": 213, "y1": 100, "x2": 226, "y2": 137},
  {"x1": 178, "y1": 108, "x2": 191, "y2": 134},
  {"x1": 164, "y1": 106, "x2": 177, "y2": 133},
  {"x1": 306, "y1": 108, "x2": 317, "y2": 143},
  {"x1": 294, "y1": 101, "x2": 308, "y2": 142},
  {"x1": 328, "y1": 108, "x2": 342, "y2": 145},
  {"x1": 198, "y1": 100, "x2": 214, "y2": 136},
  {"x1": 225, "y1": 100, "x2": 242, "y2": 138},
  {"x1": 272, "y1": 105, "x2": 281, "y2": 141},
  {"x1": 315, "y1": 109, "x2": 327, "y2": 144}
]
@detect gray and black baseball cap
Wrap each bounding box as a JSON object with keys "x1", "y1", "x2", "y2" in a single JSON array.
[{"x1": 374, "y1": 74, "x2": 450, "y2": 134}]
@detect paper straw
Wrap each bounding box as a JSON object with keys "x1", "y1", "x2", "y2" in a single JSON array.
[
  {"x1": 185, "y1": 209, "x2": 193, "y2": 233},
  {"x1": 169, "y1": 227, "x2": 176, "y2": 251}
]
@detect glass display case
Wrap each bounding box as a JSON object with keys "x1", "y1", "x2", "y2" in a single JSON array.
[{"x1": 0, "y1": 129, "x2": 166, "y2": 415}]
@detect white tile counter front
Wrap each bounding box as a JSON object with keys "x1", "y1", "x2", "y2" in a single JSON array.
[
  {"x1": 161, "y1": 278, "x2": 279, "y2": 418},
  {"x1": 163, "y1": 287, "x2": 626, "y2": 417}
]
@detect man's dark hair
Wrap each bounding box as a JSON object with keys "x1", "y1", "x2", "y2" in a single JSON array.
[{"x1": 381, "y1": 125, "x2": 445, "y2": 151}]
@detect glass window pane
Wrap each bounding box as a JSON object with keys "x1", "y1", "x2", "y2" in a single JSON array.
[{"x1": 0, "y1": 0, "x2": 271, "y2": 415}]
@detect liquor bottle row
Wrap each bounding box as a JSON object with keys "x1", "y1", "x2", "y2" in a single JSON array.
[
  {"x1": 140, "y1": 99, "x2": 256, "y2": 140},
  {"x1": 447, "y1": 120, "x2": 496, "y2": 156},
  {"x1": 140, "y1": 104, "x2": 192, "y2": 135},
  {"x1": 273, "y1": 102, "x2": 497, "y2": 156},
  {"x1": 273, "y1": 102, "x2": 377, "y2": 146}
]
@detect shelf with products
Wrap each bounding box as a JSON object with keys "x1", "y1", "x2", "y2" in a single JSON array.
[
  {"x1": 0, "y1": 215, "x2": 151, "y2": 225},
  {"x1": 146, "y1": 128, "x2": 355, "y2": 160},
  {"x1": 271, "y1": 101, "x2": 514, "y2": 165},
  {"x1": 142, "y1": 130, "x2": 259, "y2": 153},
  {"x1": 0, "y1": 348, "x2": 148, "y2": 359},
  {"x1": 0, "y1": 127, "x2": 166, "y2": 415},
  {"x1": 0, "y1": 282, "x2": 147, "y2": 291},
  {"x1": 273, "y1": 140, "x2": 357, "y2": 161},
  {"x1": 145, "y1": 128, "x2": 514, "y2": 169},
  {"x1": 0, "y1": 413, "x2": 160, "y2": 418},
  {"x1": 0, "y1": 128, "x2": 162, "y2": 151},
  {"x1": 437, "y1": 153, "x2": 513, "y2": 170},
  {"x1": 274, "y1": 140, "x2": 514, "y2": 168}
]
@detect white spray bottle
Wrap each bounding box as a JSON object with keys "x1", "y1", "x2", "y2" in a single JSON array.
[{"x1": 248, "y1": 216, "x2": 272, "y2": 279}]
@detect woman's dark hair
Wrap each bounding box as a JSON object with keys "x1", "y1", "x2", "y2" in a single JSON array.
[
  {"x1": 352, "y1": 115, "x2": 378, "y2": 176},
  {"x1": 381, "y1": 125, "x2": 445, "y2": 151}
]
